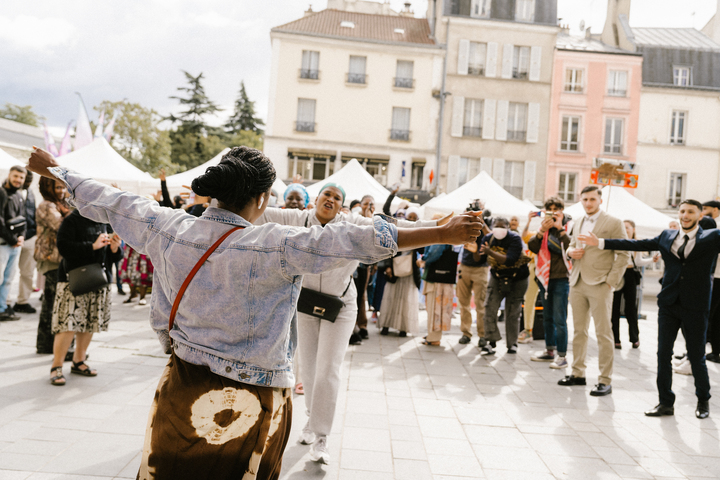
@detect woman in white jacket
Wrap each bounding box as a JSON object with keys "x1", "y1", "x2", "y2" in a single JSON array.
[{"x1": 256, "y1": 183, "x2": 441, "y2": 464}]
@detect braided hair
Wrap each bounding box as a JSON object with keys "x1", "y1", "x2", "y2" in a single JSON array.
[{"x1": 191, "y1": 146, "x2": 276, "y2": 210}]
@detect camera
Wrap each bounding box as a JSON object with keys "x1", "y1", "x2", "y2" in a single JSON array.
[{"x1": 467, "y1": 199, "x2": 483, "y2": 212}]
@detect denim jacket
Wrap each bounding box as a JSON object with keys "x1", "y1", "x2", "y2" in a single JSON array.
[{"x1": 50, "y1": 167, "x2": 398, "y2": 388}]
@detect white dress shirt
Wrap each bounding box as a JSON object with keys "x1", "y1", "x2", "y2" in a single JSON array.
[{"x1": 579, "y1": 211, "x2": 601, "y2": 237}]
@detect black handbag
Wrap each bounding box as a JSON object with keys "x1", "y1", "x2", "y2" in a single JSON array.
[
  {"x1": 67, "y1": 263, "x2": 109, "y2": 296},
  {"x1": 297, "y1": 277, "x2": 352, "y2": 322},
  {"x1": 7, "y1": 215, "x2": 25, "y2": 232}
]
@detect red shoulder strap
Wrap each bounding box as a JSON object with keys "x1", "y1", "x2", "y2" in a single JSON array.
[{"x1": 168, "y1": 226, "x2": 243, "y2": 331}]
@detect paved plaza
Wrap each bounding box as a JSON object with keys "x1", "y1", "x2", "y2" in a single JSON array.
[{"x1": 1, "y1": 272, "x2": 719, "y2": 480}]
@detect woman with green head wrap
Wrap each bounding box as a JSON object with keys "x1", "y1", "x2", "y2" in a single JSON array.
[{"x1": 255, "y1": 181, "x2": 444, "y2": 465}]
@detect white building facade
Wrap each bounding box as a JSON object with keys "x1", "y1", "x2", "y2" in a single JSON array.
[{"x1": 264, "y1": 6, "x2": 444, "y2": 198}]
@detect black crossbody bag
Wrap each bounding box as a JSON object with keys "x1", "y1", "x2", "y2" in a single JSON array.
[{"x1": 297, "y1": 277, "x2": 353, "y2": 322}]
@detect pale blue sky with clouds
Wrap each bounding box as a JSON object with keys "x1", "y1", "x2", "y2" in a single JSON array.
[{"x1": 1, "y1": 0, "x2": 716, "y2": 134}]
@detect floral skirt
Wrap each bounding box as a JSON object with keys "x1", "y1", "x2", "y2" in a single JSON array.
[
  {"x1": 51, "y1": 282, "x2": 111, "y2": 334},
  {"x1": 121, "y1": 246, "x2": 154, "y2": 287},
  {"x1": 137, "y1": 354, "x2": 292, "y2": 480}
]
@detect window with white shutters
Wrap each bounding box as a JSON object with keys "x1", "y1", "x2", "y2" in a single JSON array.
[
  {"x1": 296, "y1": 99, "x2": 316, "y2": 132},
  {"x1": 558, "y1": 172, "x2": 577, "y2": 202},
  {"x1": 604, "y1": 118, "x2": 624, "y2": 154},
  {"x1": 463, "y1": 99, "x2": 483, "y2": 137},
  {"x1": 515, "y1": 0, "x2": 535, "y2": 22},
  {"x1": 507, "y1": 103, "x2": 528, "y2": 142},
  {"x1": 560, "y1": 116, "x2": 580, "y2": 151},
  {"x1": 348, "y1": 56, "x2": 367, "y2": 84},
  {"x1": 504, "y1": 161, "x2": 525, "y2": 198},
  {"x1": 513, "y1": 46, "x2": 530, "y2": 79},
  {"x1": 564, "y1": 68, "x2": 583, "y2": 93},
  {"x1": 607, "y1": 70, "x2": 628, "y2": 96},
  {"x1": 668, "y1": 173, "x2": 686, "y2": 208},
  {"x1": 391, "y1": 107, "x2": 411, "y2": 141},
  {"x1": 395, "y1": 60, "x2": 414, "y2": 88},
  {"x1": 673, "y1": 66, "x2": 692, "y2": 86},
  {"x1": 300, "y1": 51, "x2": 320, "y2": 79},
  {"x1": 670, "y1": 111, "x2": 687, "y2": 145},
  {"x1": 468, "y1": 42, "x2": 487, "y2": 75},
  {"x1": 471, "y1": 0, "x2": 491, "y2": 18},
  {"x1": 458, "y1": 157, "x2": 482, "y2": 186}
]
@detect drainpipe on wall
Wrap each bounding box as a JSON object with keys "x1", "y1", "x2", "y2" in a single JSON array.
[{"x1": 433, "y1": 19, "x2": 450, "y2": 196}]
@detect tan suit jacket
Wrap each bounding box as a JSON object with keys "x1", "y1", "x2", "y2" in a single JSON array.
[{"x1": 568, "y1": 211, "x2": 630, "y2": 288}]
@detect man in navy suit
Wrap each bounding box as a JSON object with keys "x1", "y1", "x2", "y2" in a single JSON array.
[{"x1": 580, "y1": 200, "x2": 712, "y2": 419}]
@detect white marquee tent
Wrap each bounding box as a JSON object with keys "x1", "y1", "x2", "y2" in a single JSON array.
[
  {"x1": 306, "y1": 159, "x2": 394, "y2": 208},
  {"x1": 56, "y1": 138, "x2": 157, "y2": 194},
  {"x1": 165, "y1": 148, "x2": 287, "y2": 199},
  {"x1": 564, "y1": 186, "x2": 675, "y2": 238},
  {"x1": 0, "y1": 148, "x2": 21, "y2": 174},
  {"x1": 422, "y1": 171, "x2": 534, "y2": 220}
]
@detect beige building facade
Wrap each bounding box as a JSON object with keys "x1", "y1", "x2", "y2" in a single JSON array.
[
  {"x1": 428, "y1": 0, "x2": 559, "y2": 201},
  {"x1": 264, "y1": 7, "x2": 444, "y2": 197}
]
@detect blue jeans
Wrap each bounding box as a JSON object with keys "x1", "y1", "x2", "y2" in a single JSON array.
[
  {"x1": 0, "y1": 245, "x2": 21, "y2": 313},
  {"x1": 541, "y1": 278, "x2": 570, "y2": 355}
]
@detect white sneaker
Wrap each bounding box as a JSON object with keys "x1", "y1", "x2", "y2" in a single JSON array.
[
  {"x1": 673, "y1": 358, "x2": 692, "y2": 376},
  {"x1": 309, "y1": 435, "x2": 330, "y2": 464},
  {"x1": 672, "y1": 355, "x2": 687, "y2": 366},
  {"x1": 550, "y1": 356, "x2": 568, "y2": 369},
  {"x1": 517, "y1": 330, "x2": 534, "y2": 344},
  {"x1": 298, "y1": 422, "x2": 315, "y2": 445}
]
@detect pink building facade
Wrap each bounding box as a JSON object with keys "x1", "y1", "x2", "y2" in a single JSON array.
[{"x1": 544, "y1": 34, "x2": 643, "y2": 204}]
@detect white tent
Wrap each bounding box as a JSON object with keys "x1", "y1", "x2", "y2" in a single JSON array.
[
  {"x1": 57, "y1": 138, "x2": 156, "y2": 194},
  {"x1": 422, "y1": 171, "x2": 533, "y2": 220},
  {"x1": 166, "y1": 148, "x2": 287, "y2": 199},
  {"x1": 306, "y1": 159, "x2": 392, "y2": 207},
  {"x1": 0, "y1": 148, "x2": 22, "y2": 173},
  {"x1": 164, "y1": 148, "x2": 231, "y2": 188},
  {"x1": 564, "y1": 186, "x2": 675, "y2": 238}
]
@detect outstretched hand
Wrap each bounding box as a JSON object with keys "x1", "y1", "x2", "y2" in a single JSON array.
[
  {"x1": 479, "y1": 242, "x2": 490, "y2": 255},
  {"x1": 28, "y1": 147, "x2": 60, "y2": 179},
  {"x1": 577, "y1": 231, "x2": 599, "y2": 247},
  {"x1": 437, "y1": 212, "x2": 454, "y2": 226},
  {"x1": 442, "y1": 214, "x2": 484, "y2": 245}
]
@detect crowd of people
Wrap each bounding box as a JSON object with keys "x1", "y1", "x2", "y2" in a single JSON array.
[{"x1": 3, "y1": 144, "x2": 717, "y2": 479}]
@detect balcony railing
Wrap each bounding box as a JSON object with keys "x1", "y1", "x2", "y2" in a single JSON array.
[
  {"x1": 394, "y1": 77, "x2": 414, "y2": 88},
  {"x1": 299, "y1": 69, "x2": 320, "y2": 80},
  {"x1": 468, "y1": 66, "x2": 485, "y2": 76},
  {"x1": 463, "y1": 126, "x2": 482, "y2": 137},
  {"x1": 507, "y1": 130, "x2": 526, "y2": 142},
  {"x1": 512, "y1": 68, "x2": 528, "y2": 80},
  {"x1": 346, "y1": 72, "x2": 367, "y2": 84},
  {"x1": 607, "y1": 89, "x2": 627, "y2": 97},
  {"x1": 390, "y1": 129, "x2": 411, "y2": 141},
  {"x1": 295, "y1": 121, "x2": 316, "y2": 133}
]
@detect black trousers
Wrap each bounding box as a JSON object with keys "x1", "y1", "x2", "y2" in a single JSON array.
[
  {"x1": 354, "y1": 266, "x2": 369, "y2": 329},
  {"x1": 611, "y1": 268, "x2": 639, "y2": 344},
  {"x1": 657, "y1": 301, "x2": 711, "y2": 406},
  {"x1": 707, "y1": 278, "x2": 720, "y2": 354},
  {"x1": 36, "y1": 269, "x2": 58, "y2": 354}
]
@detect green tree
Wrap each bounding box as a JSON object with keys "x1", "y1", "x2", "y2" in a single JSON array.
[
  {"x1": 0, "y1": 103, "x2": 41, "y2": 127},
  {"x1": 225, "y1": 81, "x2": 264, "y2": 135},
  {"x1": 94, "y1": 100, "x2": 174, "y2": 175},
  {"x1": 167, "y1": 71, "x2": 226, "y2": 170}
]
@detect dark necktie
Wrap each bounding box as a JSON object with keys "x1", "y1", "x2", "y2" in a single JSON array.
[{"x1": 678, "y1": 234, "x2": 689, "y2": 261}]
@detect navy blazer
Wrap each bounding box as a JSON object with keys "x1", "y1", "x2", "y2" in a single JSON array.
[{"x1": 604, "y1": 227, "x2": 720, "y2": 312}]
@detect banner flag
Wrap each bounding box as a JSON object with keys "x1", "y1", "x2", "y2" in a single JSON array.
[
  {"x1": 58, "y1": 121, "x2": 73, "y2": 156},
  {"x1": 73, "y1": 93, "x2": 93, "y2": 151},
  {"x1": 94, "y1": 110, "x2": 105, "y2": 138},
  {"x1": 42, "y1": 123, "x2": 59, "y2": 157},
  {"x1": 103, "y1": 112, "x2": 117, "y2": 142}
]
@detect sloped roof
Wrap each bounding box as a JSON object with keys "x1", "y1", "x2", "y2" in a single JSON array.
[
  {"x1": 632, "y1": 28, "x2": 720, "y2": 51},
  {"x1": 305, "y1": 158, "x2": 391, "y2": 206},
  {"x1": 272, "y1": 9, "x2": 436, "y2": 46},
  {"x1": 556, "y1": 32, "x2": 640, "y2": 56}
]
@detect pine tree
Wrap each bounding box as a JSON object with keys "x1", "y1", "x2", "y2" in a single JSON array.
[
  {"x1": 225, "y1": 81, "x2": 264, "y2": 135},
  {"x1": 167, "y1": 71, "x2": 222, "y2": 135}
]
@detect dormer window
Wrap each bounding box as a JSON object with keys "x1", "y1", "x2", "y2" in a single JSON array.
[
  {"x1": 341, "y1": 21, "x2": 355, "y2": 28},
  {"x1": 673, "y1": 66, "x2": 692, "y2": 86}
]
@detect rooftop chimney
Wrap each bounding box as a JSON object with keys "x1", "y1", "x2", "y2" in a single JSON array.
[
  {"x1": 601, "y1": 0, "x2": 635, "y2": 51},
  {"x1": 304, "y1": 4, "x2": 314, "y2": 16},
  {"x1": 400, "y1": 2, "x2": 414, "y2": 17}
]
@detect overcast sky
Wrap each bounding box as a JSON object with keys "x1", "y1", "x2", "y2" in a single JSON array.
[{"x1": 1, "y1": 0, "x2": 717, "y2": 135}]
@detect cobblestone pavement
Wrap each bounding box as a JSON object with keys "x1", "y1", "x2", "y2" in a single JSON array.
[{"x1": 0, "y1": 273, "x2": 718, "y2": 479}]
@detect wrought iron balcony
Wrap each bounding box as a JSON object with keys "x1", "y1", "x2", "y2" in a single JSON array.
[
  {"x1": 299, "y1": 69, "x2": 320, "y2": 80},
  {"x1": 507, "y1": 130, "x2": 526, "y2": 142},
  {"x1": 346, "y1": 72, "x2": 367, "y2": 84},
  {"x1": 394, "y1": 77, "x2": 414, "y2": 88},
  {"x1": 463, "y1": 126, "x2": 482, "y2": 137},
  {"x1": 295, "y1": 121, "x2": 316, "y2": 133},
  {"x1": 389, "y1": 129, "x2": 411, "y2": 141}
]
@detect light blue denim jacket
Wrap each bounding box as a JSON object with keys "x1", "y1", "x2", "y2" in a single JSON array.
[{"x1": 50, "y1": 167, "x2": 398, "y2": 388}]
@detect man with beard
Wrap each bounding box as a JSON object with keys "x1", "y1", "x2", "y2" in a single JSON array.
[{"x1": 0, "y1": 165, "x2": 28, "y2": 321}]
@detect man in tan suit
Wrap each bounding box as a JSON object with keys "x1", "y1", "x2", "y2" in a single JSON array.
[{"x1": 559, "y1": 186, "x2": 629, "y2": 396}]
